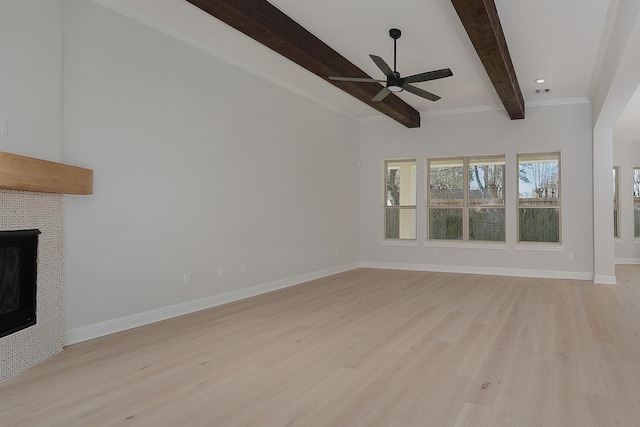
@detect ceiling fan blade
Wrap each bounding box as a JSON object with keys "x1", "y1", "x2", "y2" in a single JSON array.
[
  {"x1": 328, "y1": 76, "x2": 386, "y2": 83},
  {"x1": 403, "y1": 84, "x2": 441, "y2": 101},
  {"x1": 403, "y1": 68, "x2": 453, "y2": 84},
  {"x1": 370, "y1": 55, "x2": 393, "y2": 77},
  {"x1": 372, "y1": 87, "x2": 391, "y2": 102}
]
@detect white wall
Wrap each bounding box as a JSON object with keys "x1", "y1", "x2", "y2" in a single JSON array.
[
  {"x1": 61, "y1": 1, "x2": 360, "y2": 339},
  {"x1": 359, "y1": 103, "x2": 594, "y2": 279},
  {"x1": 0, "y1": 0, "x2": 63, "y2": 161},
  {"x1": 613, "y1": 139, "x2": 640, "y2": 262}
]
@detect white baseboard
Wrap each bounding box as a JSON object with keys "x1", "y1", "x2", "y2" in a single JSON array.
[
  {"x1": 615, "y1": 258, "x2": 640, "y2": 265},
  {"x1": 592, "y1": 274, "x2": 618, "y2": 285},
  {"x1": 64, "y1": 263, "x2": 359, "y2": 346},
  {"x1": 64, "y1": 260, "x2": 615, "y2": 345},
  {"x1": 358, "y1": 261, "x2": 594, "y2": 281}
]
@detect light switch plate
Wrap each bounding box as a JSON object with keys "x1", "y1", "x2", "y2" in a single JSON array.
[{"x1": 0, "y1": 119, "x2": 8, "y2": 137}]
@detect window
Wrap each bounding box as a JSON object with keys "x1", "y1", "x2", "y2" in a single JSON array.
[
  {"x1": 518, "y1": 152, "x2": 560, "y2": 243},
  {"x1": 427, "y1": 156, "x2": 505, "y2": 241},
  {"x1": 634, "y1": 168, "x2": 640, "y2": 238},
  {"x1": 613, "y1": 167, "x2": 619, "y2": 238},
  {"x1": 385, "y1": 160, "x2": 416, "y2": 239}
]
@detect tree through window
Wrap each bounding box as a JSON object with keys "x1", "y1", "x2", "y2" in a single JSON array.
[
  {"x1": 518, "y1": 152, "x2": 560, "y2": 243},
  {"x1": 427, "y1": 156, "x2": 505, "y2": 241}
]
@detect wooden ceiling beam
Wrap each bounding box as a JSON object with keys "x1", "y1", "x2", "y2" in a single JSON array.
[
  {"x1": 451, "y1": 0, "x2": 525, "y2": 119},
  {"x1": 185, "y1": 0, "x2": 421, "y2": 128}
]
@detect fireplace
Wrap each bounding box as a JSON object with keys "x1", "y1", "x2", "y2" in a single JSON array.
[
  {"x1": 0, "y1": 190, "x2": 64, "y2": 382},
  {"x1": 0, "y1": 229, "x2": 40, "y2": 338},
  {"x1": 0, "y1": 152, "x2": 91, "y2": 382}
]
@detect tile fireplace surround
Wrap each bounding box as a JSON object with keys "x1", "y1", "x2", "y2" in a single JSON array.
[
  {"x1": 0, "y1": 150, "x2": 92, "y2": 382},
  {"x1": 0, "y1": 189, "x2": 64, "y2": 382}
]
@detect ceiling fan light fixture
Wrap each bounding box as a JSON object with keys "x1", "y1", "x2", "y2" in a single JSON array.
[{"x1": 388, "y1": 85, "x2": 403, "y2": 92}]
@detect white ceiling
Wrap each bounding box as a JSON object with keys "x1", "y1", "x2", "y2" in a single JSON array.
[
  {"x1": 615, "y1": 84, "x2": 640, "y2": 140},
  {"x1": 267, "y1": 0, "x2": 608, "y2": 111},
  {"x1": 95, "y1": 0, "x2": 638, "y2": 136}
]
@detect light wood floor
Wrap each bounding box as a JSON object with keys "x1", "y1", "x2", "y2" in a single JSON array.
[{"x1": 3, "y1": 266, "x2": 640, "y2": 426}]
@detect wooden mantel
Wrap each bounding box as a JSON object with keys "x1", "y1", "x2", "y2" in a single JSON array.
[{"x1": 0, "y1": 151, "x2": 93, "y2": 195}]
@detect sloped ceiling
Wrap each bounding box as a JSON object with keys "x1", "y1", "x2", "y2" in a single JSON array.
[
  {"x1": 185, "y1": 0, "x2": 529, "y2": 127},
  {"x1": 184, "y1": 0, "x2": 422, "y2": 128},
  {"x1": 616, "y1": 85, "x2": 640, "y2": 140}
]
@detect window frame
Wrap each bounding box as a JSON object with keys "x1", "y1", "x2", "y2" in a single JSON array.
[
  {"x1": 384, "y1": 159, "x2": 417, "y2": 240},
  {"x1": 613, "y1": 166, "x2": 619, "y2": 238},
  {"x1": 634, "y1": 167, "x2": 640, "y2": 238},
  {"x1": 426, "y1": 155, "x2": 506, "y2": 242},
  {"x1": 516, "y1": 151, "x2": 561, "y2": 244}
]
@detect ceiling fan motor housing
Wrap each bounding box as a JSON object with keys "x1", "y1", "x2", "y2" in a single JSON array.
[{"x1": 387, "y1": 71, "x2": 403, "y2": 92}]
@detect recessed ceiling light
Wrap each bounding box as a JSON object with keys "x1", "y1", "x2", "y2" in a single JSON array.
[{"x1": 535, "y1": 78, "x2": 545, "y2": 84}]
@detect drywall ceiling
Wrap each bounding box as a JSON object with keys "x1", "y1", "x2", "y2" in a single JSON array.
[
  {"x1": 92, "y1": 0, "x2": 639, "y2": 133},
  {"x1": 615, "y1": 84, "x2": 640, "y2": 141},
  {"x1": 259, "y1": 0, "x2": 608, "y2": 112}
]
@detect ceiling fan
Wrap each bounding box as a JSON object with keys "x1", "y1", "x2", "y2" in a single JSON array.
[{"x1": 329, "y1": 28, "x2": 453, "y2": 102}]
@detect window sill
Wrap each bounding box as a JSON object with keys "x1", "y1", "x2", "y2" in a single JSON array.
[
  {"x1": 423, "y1": 240, "x2": 508, "y2": 250},
  {"x1": 615, "y1": 238, "x2": 623, "y2": 244},
  {"x1": 514, "y1": 243, "x2": 564, "y2": 252},
  {"x1": 380, "y1": 239, "x2": 418, "y2": 247}
]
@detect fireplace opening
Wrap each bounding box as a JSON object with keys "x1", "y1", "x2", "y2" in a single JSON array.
[{"x1": 0, "y1": 229, "x2": 40, "y2": 338}]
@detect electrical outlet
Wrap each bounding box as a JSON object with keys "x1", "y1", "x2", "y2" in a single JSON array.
[
  {"x1": 240, "y1": 264, "x2": 247, "y2": 274},
  {"x1": 335, "y1": 248, "x2": 340, "y2": 256},
  {"x1": 218, "y1": 267, "x2": 226, "y2": 278},
  {"x1": 568, "y1": 253, "x2": 574, "y2": 260},
  {"x1": 183, "y1": 272, "x2": 191, "y2": 284}
]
